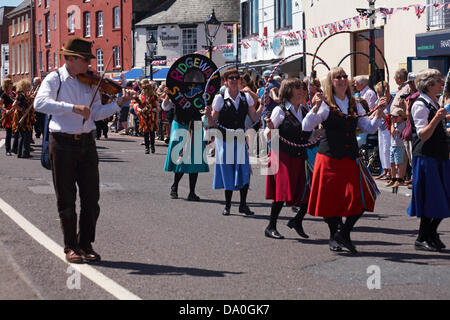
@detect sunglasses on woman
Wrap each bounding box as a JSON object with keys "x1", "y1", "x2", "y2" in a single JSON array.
[
  {"x1": 334, "y1": 75, "x2": 348, "y2": 80},
  {"x1": 228, "y1": 76, "x2": 241, "y2": 81}
]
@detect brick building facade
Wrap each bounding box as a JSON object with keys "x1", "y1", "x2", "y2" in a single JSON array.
[
  {"x1": 6, "y1": 1, "x2": 34, "y2": 83},
  {"x1": 34, "y1": 0, "x2": 133, "y2": 79}
]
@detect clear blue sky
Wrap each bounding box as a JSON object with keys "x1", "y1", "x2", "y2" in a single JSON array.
[{"x1": 2, "y1": 0, "x2": 25, "y2": 7}]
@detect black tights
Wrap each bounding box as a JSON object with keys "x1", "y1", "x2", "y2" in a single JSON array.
[
  {"x1": 324, "y1": 214, "x2": 362, "y2": 240},
  {"x1": 224, "y1": 184, "x2": 249, "y2": 209},
  {"x1": 172, "y1": 172, "x2": 198, "y2": 195},
  {"x1": 418, "y1": 217, "x2": 443, "y2": 242},
  {"x1": 144, "y1": 131, "x2": 155, "y2": 149},
  {"x1": 267, "y1": 202, "x2": 308, "y2": 230}
]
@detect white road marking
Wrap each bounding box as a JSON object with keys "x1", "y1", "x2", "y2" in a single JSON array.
[
  {"x1": 0, "y1": 139, "x2": 4, "y2": 149},
  {"x1": 0, "y1": 197, "x2": 141, "y2": 300}
]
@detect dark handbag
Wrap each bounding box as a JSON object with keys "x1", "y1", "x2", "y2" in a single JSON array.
[
  {"x1": 401, "y1": 118, "x2": 413, "y2": 141},
  {"x1": 41, "y1": 114, "x2": 52, "y2": 169},
  {"x1": 41, "y1": 70, "x2": 61, "y2": 170}
]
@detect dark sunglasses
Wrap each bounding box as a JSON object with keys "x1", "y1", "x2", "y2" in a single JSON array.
[
  {"x1": 334, "y1": 75, "x2": 348, "y2": 80},
  {"x1": 227, "y1": 76, "x2": 240, "y2": 80}
]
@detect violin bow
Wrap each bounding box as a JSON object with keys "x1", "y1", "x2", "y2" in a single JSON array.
[{"x1": 83, "y1": 52, "x2": 114, "y2": 124}]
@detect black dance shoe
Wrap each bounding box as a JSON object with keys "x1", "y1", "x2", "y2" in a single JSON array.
[
  {"x1": 145, "y1": 148, "x2": 150, "y2": 154},
  {"x1": 415, "y1": 239, "x2": 438, "y2": 252},
  {"x1": 222, "y1": 207, "x2": 231, "y2": 216},
  {"x1": 151, "y1": 146, "x2": 155, "y2": 153},
  {"x1": 431, "y1": 234, "x2": 446, "y2": 250},
  {"x1": 238, "y1": 205, "x2": 254, "y2": 216},
  {"x1": 287, "y1": 218, "x2": 309, "y2": 239},
  {"x1": 170, "y1": 187, "x2": 178, "y2": 199},
  {"x1": 187, "y1": 193, "x2": 200, "y2": 201},
  {"x1": 334, "y1": 231, "x2": 358, "y2": 254},
  {"x1": 329, "y1": 238, "x2": 342, "y2": 252},
  {"x1": 264, "y1": 228, "x2": 284, "y2": 239}
]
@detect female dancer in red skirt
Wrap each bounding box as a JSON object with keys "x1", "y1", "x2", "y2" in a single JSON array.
[
  {"x1": 264, "y1": 78, "x2": 315, "y2": 239},
  {"x1": 303, "y1": 67, "x2": 388, "y2": 253},
  {"x1": 0, "y1": 79, "x2": 17, "y2": 156}
]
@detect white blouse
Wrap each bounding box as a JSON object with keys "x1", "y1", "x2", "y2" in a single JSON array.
[
  {"x1": 302, "y1": 95, "x2": 382, "y2": 134},
  {"x1": 212, "y1": 89, "x2": 254, "y2": 112},
  {"x1": 411, "y1": 93, "x2": 440, "y2": 135}
]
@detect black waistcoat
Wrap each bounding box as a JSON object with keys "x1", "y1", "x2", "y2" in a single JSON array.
[
  {"x1": 411, "y1": 98, "x2": 449, "y2": 160},
  {"x1": 278, "y1": 105, "x2": 311, "y2": 159},
  {"x1": 218, "y1": 92, "x2": 249, "y2": 141},
  {"x1": 317, "y1": 107, "x2": 359, "y2": 159}
]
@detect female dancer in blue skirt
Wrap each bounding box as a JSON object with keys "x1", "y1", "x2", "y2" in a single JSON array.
[
  {"x1": 408, "y1": 69, "x2": 450, "y2": 251},
  {"x1": 207, "y1": 67, "x2": 264, "y2": 216},
  {"x1": 161, "y1": 88, "x2": 209, "y2": 201}
]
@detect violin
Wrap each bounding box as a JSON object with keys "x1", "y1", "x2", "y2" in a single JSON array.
[{"x1": 77, "y1": 70, "x2": 122, "y2": 96}]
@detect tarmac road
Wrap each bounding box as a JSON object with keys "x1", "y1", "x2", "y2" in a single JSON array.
[{"x1": 0, "y1": 131, "x2": 449, "y2": 301}]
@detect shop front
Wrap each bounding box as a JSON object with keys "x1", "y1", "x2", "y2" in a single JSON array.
[{"x1": 410, "y1": 29, "x2": 450, "y2": 75}]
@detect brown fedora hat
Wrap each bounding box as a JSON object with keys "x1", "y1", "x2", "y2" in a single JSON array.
[{"x1": 60, "y1": 37, "x2": 95, "y2": 59}]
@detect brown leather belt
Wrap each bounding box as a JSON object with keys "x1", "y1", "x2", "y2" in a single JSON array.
[{"x1": 52, "y1": 131, "x2": 94, "y2": 141}]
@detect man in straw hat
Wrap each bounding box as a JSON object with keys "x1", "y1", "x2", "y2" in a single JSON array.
[{"x1": 34, "y1": 37, "x2": 135, "y2": 263}]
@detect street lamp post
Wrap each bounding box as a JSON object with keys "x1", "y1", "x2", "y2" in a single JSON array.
[
  {"x1": 356, "y1": 0, "x2": 377, "y2": 88},
  {"x1": 204, "y1": 9, "x2": 221, "y2": 60},
  {"x1": 146, "y1": 33, "x2": 157, "y2": 80},
  {"x1": 368, "y1": 0, "x2": 376, "y2": 88}
]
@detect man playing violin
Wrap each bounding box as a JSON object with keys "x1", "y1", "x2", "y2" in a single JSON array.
[{"x1": 34, "y1": 37, "x2": 135, "y2": 263}]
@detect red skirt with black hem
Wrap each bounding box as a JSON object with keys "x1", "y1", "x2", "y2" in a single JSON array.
[
  {"x1": 307, "y1": 153, "x2": 376, "y2": 217},
  {"x1": 265, "y1": 150, "x2": 309, "y2": 207}
]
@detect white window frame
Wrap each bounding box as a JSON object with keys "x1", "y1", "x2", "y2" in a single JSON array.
[
  {"x1": 182, "y1": 27, "x2": 197, "y2": 55},
  {"x1": 113, "y1": 7, "x2": 120, "y2": 29},
  {"x1": 17, "y1": 44, "x2": 21, "y2": 74},
  {"x1": 68, "y1": 12, "x2": 75, "y2": 33},
  {"x1": 25, "y1": 43, "x2": 29, "y2": 74},
  {"x1": 96, "y1": 49, "x2": 104, "y2": 73},
  {"x1": 113, "y1": 46, "x2": 120, "y2": 67},
  {"x1": 54, "y1": 52, "x2": 58, "y2": 69},
  {"x1": 11, "y1": 19, "x2": 15, "y2": 37},
  {"x1": 97, "y1": 11, "x2": 103, "y2": 37},
  {"x1": 25, "y1": 14, "x2": 29, "y2": 32},
  {"x1": 21, "y1": 44, "x2": 24, "y2": 74},
  {"x1": 11, "y1": 46, "x2": 15, "y2": 75},
  {"x1": 47, "y1": 51, "x2": 51, "y2": 72},
  {"x1": 46, "y1": 15, "x2": 50, "y2": 42},
  {"x1": 53, "y1": 13, "x2": 57, "y2": 30},
  {"x1": 39, "y1": 51, "x2": 43, "y2": 71},
  {"x1": 84, "y1": 12, "x2": 91, "y2": 38},
  {"x1": 38, "y1": 20, "x2": 42, "y2": 36},
  {"x1": 274, "y1": 0, "x2": 293, "y2": 31}
]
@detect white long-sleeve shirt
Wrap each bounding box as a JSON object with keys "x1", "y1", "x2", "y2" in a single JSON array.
[
  {"x1": 34, "y1": 65, "x2": 121, "y2": 134},
  {"x1": 411, "y1": 93, "x2": 440, "y2": 135},
  {"x1": 302, "y1": 95, "x2": 382, "y2": 133},
  {"x1": 361, "y1": 85, "x2": 378, "y2": 111}
]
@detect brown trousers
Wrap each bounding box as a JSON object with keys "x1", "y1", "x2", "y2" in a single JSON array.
[{"x1": 49, "y1": 132, "x2": 100, "y2": 252}]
